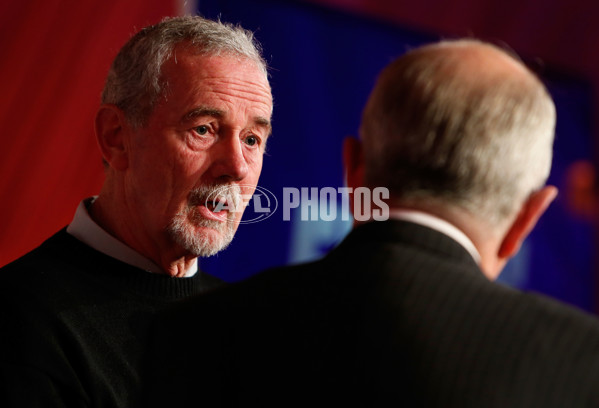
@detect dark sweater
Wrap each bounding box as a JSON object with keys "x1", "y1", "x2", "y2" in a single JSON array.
[{"x1": 0, "y1": 228, "x2": 222, "y2": 408}]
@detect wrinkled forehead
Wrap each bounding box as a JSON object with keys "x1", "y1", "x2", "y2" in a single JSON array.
[
  {"x1": 149, "y1": 49, "x2": 273, "y2": 130},
  {"x1": 167, "y1": 41, "x2": 269, "y2": 84},
  {"x1": 165, "y1": 48, "x2": 271, "y2": 103}
]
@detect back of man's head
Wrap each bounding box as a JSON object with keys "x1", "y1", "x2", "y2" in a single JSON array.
[{"x1": 360, "y1": 39, "x2": 556, "y2": 233}]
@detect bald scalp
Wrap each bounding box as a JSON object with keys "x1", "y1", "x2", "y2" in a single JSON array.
[
  {"x1": 419, "y1": 40, "x2": 533, "y2": 82},
  {"x1": 360, "y1": 39, "x2": 555, "y2": 232}
]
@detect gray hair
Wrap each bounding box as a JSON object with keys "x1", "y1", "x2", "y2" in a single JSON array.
[
  {"x1": 101, "y1": 15, "x2": 268, "y2": 128},
  {"x1": 360, "y1": 39, "x2": 556, "y2": 229}
]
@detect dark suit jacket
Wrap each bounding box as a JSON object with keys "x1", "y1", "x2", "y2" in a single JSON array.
[{"x1": 146, "y1": 220, "x2": 599, "y2": 407}]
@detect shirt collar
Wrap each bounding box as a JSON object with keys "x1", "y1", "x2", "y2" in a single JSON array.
[
  {"x1": 388, "y1": 209, "x2": 481, "y2": 264},
  {"x1": 66, "y1": 197, "x2": 198, "y2": 277}
]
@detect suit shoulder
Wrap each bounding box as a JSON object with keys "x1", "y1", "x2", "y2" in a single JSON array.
[
  {"x1": 440, "y1": 272, "x2": 599, "y2": 350},
  {"x1": 517, "y1": 289, "x2": 599, "y2": 339}
]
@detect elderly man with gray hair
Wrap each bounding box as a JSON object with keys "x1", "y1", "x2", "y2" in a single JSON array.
[
  {"x1": 0, "y1": 15, "x2": 273, "y2": 408},
  {"x1": 146, "y1": 39, "x2": 599, "y2": 407}
]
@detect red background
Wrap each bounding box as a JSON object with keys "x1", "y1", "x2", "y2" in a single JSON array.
[{"x1": 0, "y1": 0, "x2": 179, "y2": 265}]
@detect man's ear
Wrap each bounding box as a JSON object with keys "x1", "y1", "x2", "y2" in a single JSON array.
[
  {"x1": 343, "y1": 136, "x2": 365, "y2": 190},
  {"x1": 95, "y1": 104, "x2": 130, "y2": 171},
  {"x1": 498, "y1": 186, "x2": 558, "y2": 259}
]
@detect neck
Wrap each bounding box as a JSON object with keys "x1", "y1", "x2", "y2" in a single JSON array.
[
  {"x1": 90, "y1": 189, "x2": 194, "y2": 278},
  {"x1": 387, "y1": 201, "x2": 505, "y2": 280}
]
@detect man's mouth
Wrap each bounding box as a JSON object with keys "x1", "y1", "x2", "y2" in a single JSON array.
[
  {"x1": 196, "y1": 196, "x2": 229, "y2": 221},
  {"x1": 206, "y1": 197, "x2": 228, "y2": 214},
  {"x1": 187, "y1": 184, "x2": 242, "y2": 224}
]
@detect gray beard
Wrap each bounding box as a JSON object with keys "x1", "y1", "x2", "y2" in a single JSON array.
[{"x1": 166, "y1": 184, "x2": 242, "y2": 257}]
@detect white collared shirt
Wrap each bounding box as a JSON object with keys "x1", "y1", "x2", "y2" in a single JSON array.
[
  {"x1": 388, "y1": 209, "x2": 481, "y2": 264},
  {"x1": 66, "y1": 197, "x2": 198, "y2": 277}
]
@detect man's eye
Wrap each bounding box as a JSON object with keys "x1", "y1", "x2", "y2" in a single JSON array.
[
  {"x1": 244, "y1": 135, "x2": 259, "y2": 146},
  {"x1": 194, "y1": 125, "x2": 209, "y2": 135}
]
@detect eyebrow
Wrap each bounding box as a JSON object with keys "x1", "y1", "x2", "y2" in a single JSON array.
[
  {"x1": 182, "y1": 107, "x2": 224, "y2": 123},
  {"x1": 182, "y1": 106, "x2": 272, "y2": 136}
]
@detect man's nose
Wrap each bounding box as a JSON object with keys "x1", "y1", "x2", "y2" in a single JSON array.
[{"x1": 208, "y1": 134, "x2": 249, "y2": 181}]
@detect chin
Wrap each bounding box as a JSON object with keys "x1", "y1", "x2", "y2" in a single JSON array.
[{"x1": 167, "y1": 217, "x2": 236, "y2": 257}]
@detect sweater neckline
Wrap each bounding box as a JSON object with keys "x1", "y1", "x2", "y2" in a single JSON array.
[{"x1": 44, "y1": 229, "x2": 223, "y2": 300}]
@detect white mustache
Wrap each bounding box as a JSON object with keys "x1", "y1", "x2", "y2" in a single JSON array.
[{"x1": 189, "y1": 184, "x2": 242, "y2": 212}]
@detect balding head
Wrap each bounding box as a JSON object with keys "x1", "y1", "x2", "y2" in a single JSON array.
[{"x1": 360, "y1": 39, "x2": 556, "y2": 233}]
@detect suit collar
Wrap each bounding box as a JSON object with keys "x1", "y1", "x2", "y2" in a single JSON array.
[
  {"x1": 338, "y1": 220, "x2": 481, "y2": 272},
  {"x1": 387, "y1": 209, "x2": 481, "y2": 264}
]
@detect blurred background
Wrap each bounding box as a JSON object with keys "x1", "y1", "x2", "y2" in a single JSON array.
[{"x1": 1, "y1": 0, "x2": 598, "y2": 313}]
